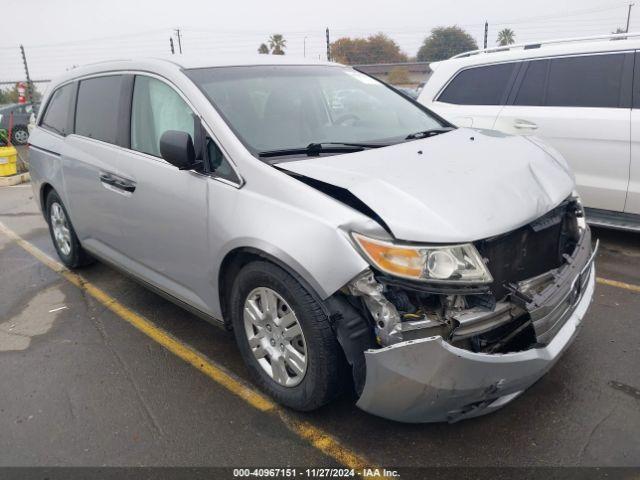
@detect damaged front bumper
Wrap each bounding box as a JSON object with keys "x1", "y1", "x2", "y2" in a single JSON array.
[{"x1": 356, "y1": 232, "x2": 597, "y2": 423}]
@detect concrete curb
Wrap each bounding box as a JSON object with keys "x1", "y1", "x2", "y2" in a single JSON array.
[{"x1": 0, "y1": 172, "x2": 30, "y2": 187}]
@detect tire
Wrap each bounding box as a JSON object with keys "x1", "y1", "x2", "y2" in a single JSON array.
[
  {"x1": 230, "y1": 261, "x2": 345, "y2": 411},
  {"x1": 45, "y1": 190, "x2": 94, "y2": 269},
  {"x1": 11, "y1": 125, "x2": 29, "y2": 145}
]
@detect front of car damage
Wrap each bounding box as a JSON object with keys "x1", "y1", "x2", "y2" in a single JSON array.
[{"x1": 278, "y1": 128, "x2": 597, "y2": 423}]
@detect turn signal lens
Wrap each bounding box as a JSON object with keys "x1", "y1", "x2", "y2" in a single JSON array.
[{"x1": 355, "y1": 235, "x2": 423, "y2": 278}]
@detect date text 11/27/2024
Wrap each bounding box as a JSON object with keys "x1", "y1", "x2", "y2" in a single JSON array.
[{"x1": 232, "y1": 468, "x2": 400, "y2": 478}]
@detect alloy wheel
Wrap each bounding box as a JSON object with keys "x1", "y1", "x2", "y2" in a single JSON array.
[
  {"x1": 50, "y1": 202, "x2": 72, "y2": 256},
  {"x1": 243, "y1": 287, "x2": 308, "y2": 387}
]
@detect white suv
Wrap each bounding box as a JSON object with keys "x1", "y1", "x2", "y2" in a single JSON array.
[{"x1": 417, "y1": 33, "x2": 640, "y2": 231}]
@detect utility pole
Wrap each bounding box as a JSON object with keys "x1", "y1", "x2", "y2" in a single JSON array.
[
  {"x1": 326, "y1": 28, "x2": 331, "y2": 61},
  {"x1": 304, "y1": 36, "x2": 308, "y2": 58},
  {"x1": 483, "y1": 21, "x2": 488, "y2": 49},
  {"x1": 626, "y1": 3, "x2": 634, "y2": 33},
  {"x1": 174, "y1": 28, "x2": 183, "y2": 54},
  {"x1": 19, "y1": 45, "x2": 33, "y2": 103},
  {"x1": 170, "y1": 37, "x2": 175, "y2": 55}
]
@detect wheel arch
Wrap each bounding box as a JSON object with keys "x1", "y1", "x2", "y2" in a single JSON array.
[
  {"x1": 217, "y1": 246, "x2": 333, "y2": 327},
  {"x1": 40, "y1": 182, "x2": 55, "y2": 215}
]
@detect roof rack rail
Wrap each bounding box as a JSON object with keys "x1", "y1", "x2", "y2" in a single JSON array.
[{"x1": 451, "y1": 32, "x2": 640, "y2": 59}]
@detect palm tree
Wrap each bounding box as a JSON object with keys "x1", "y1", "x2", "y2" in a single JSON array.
[
  {"x1": 257, "y1": 43, "x2": 269, "y2": 54},
  {"x1": 269, "y1": 34, "x2": 287, "y2": 55},
  {"x1": 497, "y1": 28, "x2": 516, "y2": 46}
]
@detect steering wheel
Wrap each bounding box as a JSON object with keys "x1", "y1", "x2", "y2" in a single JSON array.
[{"x1": 334, "y1": 114, "x2": 360, "y2": 126}]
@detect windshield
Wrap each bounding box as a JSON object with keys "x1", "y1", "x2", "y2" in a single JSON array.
[{"x1": 185, "y1": 65, "x2": 445, "y2": 157}]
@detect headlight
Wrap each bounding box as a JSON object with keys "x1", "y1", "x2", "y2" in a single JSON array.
[{"x1": 352, "y1": 233, "x2": 493, "y2": 284}]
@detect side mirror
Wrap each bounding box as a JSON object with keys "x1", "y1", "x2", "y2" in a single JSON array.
[{"x1": 159, "y1": 130, "x2": 195, "y2": 170}]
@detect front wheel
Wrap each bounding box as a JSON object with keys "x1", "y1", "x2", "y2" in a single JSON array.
[{"x1": 230, "y1": 261, "x2": 345, "y2": 411}]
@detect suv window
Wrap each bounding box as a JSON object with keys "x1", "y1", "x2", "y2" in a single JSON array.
[
  {"x1": 75, "y1": 76, "x2": 124, "y2": 144},
  {"x1": 131, "y1": 76, "x2": 195, "y2": 157},
  {"x1": 438, "y1": 62, "x2": 517, "y2": 105},
  {"x1": 545, "y1": 53, "x2": 626, "y2": 108},
  {"x1": 41, "y1": 84, "x2": 75, "y2": 136},
  {"x1": 514, "y1": 59, "x2": 549, "y2": 106}
]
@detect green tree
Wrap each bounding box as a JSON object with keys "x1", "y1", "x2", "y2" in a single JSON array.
[
  {"x1": 268, "y1": 34, "x2": 287, "y2": 55},
  {"x1": 417, "y1": 26, "x2": 478, "y2": 62},
  {"x1": 497, "y1": 28, "x2": 516, "y2": 46},
  {"x1": 331, "y1": 33, "x2": 407, "y2": 64},
  {"x1": 257, "y1": 43, "x2": 269, "y2": 54}
]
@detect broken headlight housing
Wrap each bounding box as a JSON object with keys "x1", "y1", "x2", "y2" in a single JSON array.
[{"x1": 352, "y1": 233, "x2": 493, "y2": 284}]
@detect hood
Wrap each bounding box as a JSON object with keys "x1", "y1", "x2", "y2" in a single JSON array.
[{"x1": 278, "y1": 128, "x2": 575, "y2": 243}]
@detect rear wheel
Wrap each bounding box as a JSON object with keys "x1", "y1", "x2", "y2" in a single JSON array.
[
  {"x1": 45, "y1": 190, "x2": 93, "y2": 269},
  {"x1": 230, "y1": 261, "x2": 344, "y2": 411}
]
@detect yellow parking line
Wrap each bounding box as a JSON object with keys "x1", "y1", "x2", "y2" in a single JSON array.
[
  {"x1": 0, "y1": 221, "x2": 371, "y2": 471},
  {"x1": 596, "y1": 277, "x2": 640, "y2": 294}
]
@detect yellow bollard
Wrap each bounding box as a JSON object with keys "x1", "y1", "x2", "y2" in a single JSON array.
[{"x1": 0, "y1": 146, "x2": 18, "y2": 177}]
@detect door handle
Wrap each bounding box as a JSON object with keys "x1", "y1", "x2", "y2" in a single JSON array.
[
  {"x1": 113, "y1": 179, "x2": 136, "y2": 193},
  {"x1": 99, "y1": 172, "x2": 116, "y2": 186},
  {"x1": 513, "y1": 120, "x2": 538, "y2": 130},
  {"x1": 99, "y1": 172, "x2": 136, "y2": 193}
]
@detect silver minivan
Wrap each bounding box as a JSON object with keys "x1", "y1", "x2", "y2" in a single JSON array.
[{"x1": 29, "y1": 56, "x2": 596, "y2": 423}]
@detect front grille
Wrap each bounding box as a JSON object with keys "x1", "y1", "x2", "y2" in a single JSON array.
[{"x1": 475, "y1": 200, "x2": 580, "y2": 300}]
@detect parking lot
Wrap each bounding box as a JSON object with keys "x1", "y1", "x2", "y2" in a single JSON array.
[{"x1": 0, "y1": 147, "x2": 639, "y2": 474}]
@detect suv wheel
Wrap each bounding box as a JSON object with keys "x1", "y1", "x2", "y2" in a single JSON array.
[
  {"x1": 11, "y1": 126, "x2": 29, "y2": 145},
  {"x1": 230, "y1": 261, "x2": 344, "y2": 411},
  {"x1": 45, "y1": 190, "x2": 93, "y2": 268}
]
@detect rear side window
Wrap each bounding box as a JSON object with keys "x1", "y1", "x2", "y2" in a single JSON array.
[
  {"x1": 545, "y1": 54, "x2": 626, "y2": 108},
  {"x1": 41, "y1": 83, "x2": 75, "y2": 136},
  {"x1": 514, "y1": 60, "x2": 548, "y2": 106},
  {"x1": 75, "y1": 76, "x2": 124, "y2": 144},
  {"x1": 438, "y1": 62, "x2": 517, "y2": 105}
]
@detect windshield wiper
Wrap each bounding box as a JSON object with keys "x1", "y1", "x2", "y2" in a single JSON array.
[
  {"x1": 405, "y1": 127, "x2": 454, "y2": 140},
  {"x1": 258, "y1": 142, "x2": 386, "y2": 158}
]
